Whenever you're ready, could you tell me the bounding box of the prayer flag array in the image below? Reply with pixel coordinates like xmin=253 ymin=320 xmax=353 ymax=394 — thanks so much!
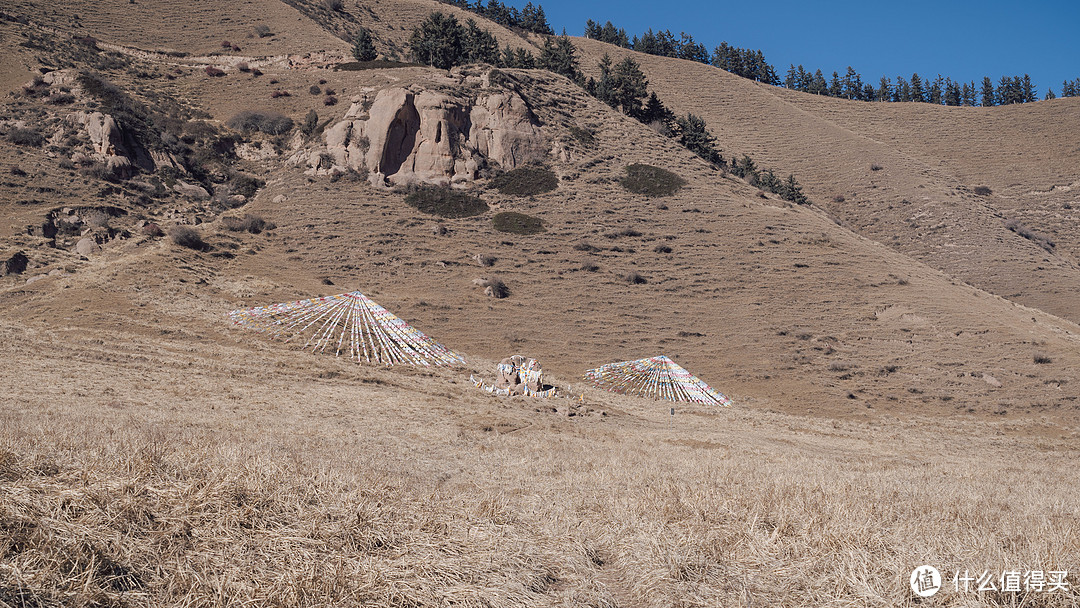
xmin=227 ymin=291 xmax=465 ymax=367
xmin=583 ymin=355 xmax=730 ymax=405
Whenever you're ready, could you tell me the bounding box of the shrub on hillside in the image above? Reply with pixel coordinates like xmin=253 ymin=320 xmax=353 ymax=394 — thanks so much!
xmin=486 ymin=277 xmax=509 ymax=299
xmin=204 ymin=66 xmax=225 ymax=77
xmin=230 ymin=173 xmax=265 ymax=199
xmin=493 ymin=212 xmax=545 ymax=235
xmin=405 ymin=187 xmax=488 ymax=218
xmin=169 ymin=226 xmax=206 ymax=250
xmin=620 ymin=164 xmax=685 ymax=197
xmin=625 ymin=271 xmax=648 ymax=284
xmin=7 ymin=128 xmax=44 ymax=147
xmin=490 ymin=166 xmax=558 ymax=196
xmin=1004 ymin=218 xmax=1054 ymax=251
xmin=226 ymin=111 xmax=293 ymax=135
xmin=974 ymin=185 xmax=993 ymax=196
xmin=254 ymin=25 xmax=272 ymax=38
xmin=222 ymin=214 xmax=273 ymax=234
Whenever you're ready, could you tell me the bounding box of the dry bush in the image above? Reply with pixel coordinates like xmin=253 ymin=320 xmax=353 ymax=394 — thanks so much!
xmin=168 ymin=226 xmax=206 ymax=250
xmin=1033 ymin=353 xmax=1052 ymax=364
xmin=476 ymin=254 xmax=497 ymax=267
xmin=323 ymin=95 xmax=338 ymax=106
xmin=580 ymin=260 xmax=599 ymax=272
xmin=1004 ymin=218 xmax=1054 ymax=251
xmin=204 ymin=66 xmax=225 ymax=77
xmin=270 ymin=90 xmax=291 ymax=99
xmin=620 ymin=163 xmax=686 ymax=197
xmin=832 ymin=194 xmax=846 ymax=203
xmin=323 ymin=0 xmax=343 ymax=10
xmin=486 ymin=277 xmax=509 ymax=298
xmin=573 ymin=242 xmax=599 ymax=252
xmin=141 ymin=223 xmax=164 ymax=237
xmin=974 ymin=185 xmax=993 ymax=196
xmin=309 ymin=84 xmax=322 ymax=95
xmin=226 ymin=111 xmax=293 ymax=135
xmin=490 ymin=166 xmax=558 ymax=196
xmin=7 ymin=128 xmax=44 ymax=147
xmin=493 ymin=212 xmax=545 ymax=235
xmin=405 ymin=187 xmax=488 ymax=218
xmin=607 ymin=227 xmax=641 ymax=238
xmin=222 ymin=214 xmax=273 ymax=234
xmin=654 ymin=244 xmax=672 ymax=254
xmin=254 ymin=24 xmax=272 ymax=38
xmin=625 ymin=271 xmax=647 ymax=284
xmin=237 ymin=62 xmax=251 ymax=72
xmin=870 ymin=163 xmax=883 ymax=171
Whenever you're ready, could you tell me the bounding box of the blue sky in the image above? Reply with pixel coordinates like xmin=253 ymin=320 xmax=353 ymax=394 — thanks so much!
xmin=533 ymin=0 xmax=1079 ymax=94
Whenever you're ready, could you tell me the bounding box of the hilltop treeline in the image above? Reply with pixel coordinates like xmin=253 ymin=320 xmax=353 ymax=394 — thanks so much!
xmin=437 ymin=0 xmax=553 ymax=35
xmin=584 ymin=19 xmax=1079 ymax=105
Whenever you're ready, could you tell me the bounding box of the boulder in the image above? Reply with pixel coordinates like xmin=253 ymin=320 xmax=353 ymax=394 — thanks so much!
xmin=173 ymin=181 xmax=210 ymax=200
xmin=74 ymin=237 xmax=100 ymax=256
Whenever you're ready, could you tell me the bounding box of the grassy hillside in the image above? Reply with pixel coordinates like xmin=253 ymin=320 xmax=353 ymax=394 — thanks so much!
xmin=572 ymin=37 xmax=1080 ymax=326
xmin=1 ymin=2 xmax=1078 ymax=606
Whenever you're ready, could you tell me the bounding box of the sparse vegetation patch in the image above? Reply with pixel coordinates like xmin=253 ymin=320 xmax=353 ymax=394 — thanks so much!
xmin=405 ymin=187 xmax=488 ymax=218
xmin=1004 ymin=218 xmax=1054 ymax=251
xmin=226 ymin=111 xmax=294 ymax=135
xmin=620 ymin=164 xmax=685 ymax=197
xmin=168 ymin=226 xmax=206 ymax=251
xmin=490 ymin=166 xmax=558 ymax=195
xmin=492 ymin=212 xmax=545 ymax=235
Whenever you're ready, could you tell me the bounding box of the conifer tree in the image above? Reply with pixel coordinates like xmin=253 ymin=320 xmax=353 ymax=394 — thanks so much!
xmin=353 ymin=27 xmax=378 ymax=62
xmin=674 ymin=114 xmax=723 ymax=166
xmin=877 ymin=76 xmax=891 ymax=102
xmin=538 ymin=34 xmax=582 ymax=82
xmin=1045 ymin=88 xmax=1056 ymax=100
xmin=981 ymin=77 xmax=996 ymax=106
xmin=910 ymin=73 xmax=925 ymax=103
xmin=409 ymin=12 xmax=464 ymax=70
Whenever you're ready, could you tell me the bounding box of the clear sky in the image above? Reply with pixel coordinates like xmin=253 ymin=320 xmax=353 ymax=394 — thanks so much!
xmin=533 ymin=0 xmax=1079 ymax=94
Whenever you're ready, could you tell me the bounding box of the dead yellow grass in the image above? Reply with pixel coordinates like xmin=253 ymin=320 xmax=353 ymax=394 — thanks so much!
xmin=1 ymin=318 xmax=1077 ymax=607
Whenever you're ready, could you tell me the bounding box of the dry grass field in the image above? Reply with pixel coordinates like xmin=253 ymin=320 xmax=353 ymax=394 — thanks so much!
xmin=1 ymin=2 xmax=1079 ymax=606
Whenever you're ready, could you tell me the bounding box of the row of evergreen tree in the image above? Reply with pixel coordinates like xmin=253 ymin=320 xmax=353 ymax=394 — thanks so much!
xmin=785 ymin=67 xmax=1046 ymax=106
xmin=584 ymin=18 xmax=1079 ymax=105
xmin=584 ymin=21 xmax=777 ymax=83
xmin=436 ymin=0 xmax=553 ymax=35
xmin=405 ymin=11 xmax=810 ymax=204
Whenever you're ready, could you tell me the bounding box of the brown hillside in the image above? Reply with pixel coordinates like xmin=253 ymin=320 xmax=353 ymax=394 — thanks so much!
xmin=573 ymin=37 xmax=1080 ymax=326
xmin=1 ymin=5 xmax=1078 ymax=606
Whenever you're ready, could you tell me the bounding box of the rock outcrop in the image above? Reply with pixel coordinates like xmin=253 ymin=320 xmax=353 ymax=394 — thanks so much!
xmin=300 ymin=83 xmax=546 ymax=186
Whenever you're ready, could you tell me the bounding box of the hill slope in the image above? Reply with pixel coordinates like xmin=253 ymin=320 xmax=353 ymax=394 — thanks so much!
xmin=573 ymin=37 xmax=1080 ymax=326
xmin=1 ymin=3 xmax=1079 ymax=606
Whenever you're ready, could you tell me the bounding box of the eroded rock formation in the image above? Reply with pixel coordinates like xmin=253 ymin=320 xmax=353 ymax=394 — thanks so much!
xmin=301 ymin=84 xmax=546 ymax=186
